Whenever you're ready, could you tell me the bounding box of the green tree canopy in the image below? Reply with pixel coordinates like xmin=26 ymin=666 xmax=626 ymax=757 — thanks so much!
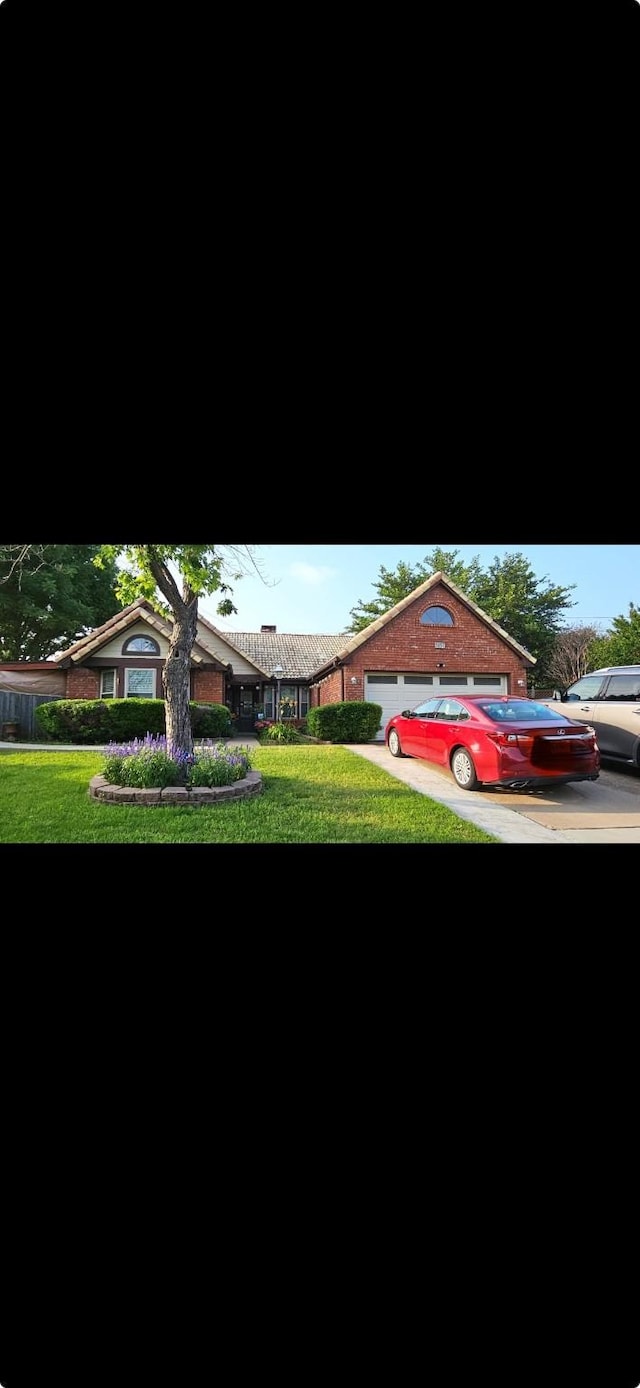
xmin=94 ymin=544 xmax=262 ymax=758
xmin=0 ymin=543 xmax=121 ymax=660
xmin=347 ymin=548 xmax=484 ymax=631
xmin=583 ymin=602 xmax=640 ymax=670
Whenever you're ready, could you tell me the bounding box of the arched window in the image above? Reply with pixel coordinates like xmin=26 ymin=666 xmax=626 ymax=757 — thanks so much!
xmin=420 ymin=606 xmax=454 ymax=626
xmin=123 ymin=635 xmax=160 ymax=654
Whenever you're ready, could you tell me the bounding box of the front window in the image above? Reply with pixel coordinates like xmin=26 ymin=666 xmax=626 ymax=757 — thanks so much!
xmin=279 ymin=685 xmax=297 ymax=719
xmin=125 ymin=668 xmax=157 ymax=698
xmin=100 ymin=669 xmax=116 ymax=698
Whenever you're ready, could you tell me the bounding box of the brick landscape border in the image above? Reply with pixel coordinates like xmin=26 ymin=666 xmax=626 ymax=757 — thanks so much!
xmin=89 ymin=770 xmax=263 ymax=805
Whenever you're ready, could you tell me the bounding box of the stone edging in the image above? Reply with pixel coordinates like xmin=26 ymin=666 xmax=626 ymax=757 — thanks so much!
xmin=89 ymin=770 xmax=263 ymax=806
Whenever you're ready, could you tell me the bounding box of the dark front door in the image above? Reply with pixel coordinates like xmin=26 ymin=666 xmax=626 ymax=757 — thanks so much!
xmin=238 ymin=689 xmax=256 ymax=732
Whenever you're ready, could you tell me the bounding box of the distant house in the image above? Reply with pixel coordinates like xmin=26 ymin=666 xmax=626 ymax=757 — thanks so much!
xmin=0 ymin=572 xmax=536 ymax=739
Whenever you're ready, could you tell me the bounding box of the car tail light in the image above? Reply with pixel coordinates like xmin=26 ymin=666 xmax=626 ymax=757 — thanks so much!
xmin=485 ymin=731 xmax=531 ymax=747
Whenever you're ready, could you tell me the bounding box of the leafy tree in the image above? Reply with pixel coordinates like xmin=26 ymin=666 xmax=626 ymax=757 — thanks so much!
xmin=470 ymin=552 xmax=576 ymax=686
xmin=94 ymin=545 xmax=261 ymax=759
xmin=347 ymin=547 xmax=576 ymax=686
xmin=347 ymin=548 xmax=484 ymax=631
xmin=583 ymin=602 xmax=640 ymax=669
xmin=0 ymin=543 xmax=121 ymax=660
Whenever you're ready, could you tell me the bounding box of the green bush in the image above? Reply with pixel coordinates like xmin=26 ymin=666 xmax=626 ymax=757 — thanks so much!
xmin=34 ymin=699 xmax=113 ymax=744
xmin=305 ymin=701 xmax=382 ymax=743
xmin=34 ymin=698 xmax=233 ymax=744
xmin=190 ymin=703 xmax=234 ymax=739
xmin=100 ymin=699 xmax=166 ymax=742
xmin=260 ymin=720 xmax=301 ymax=744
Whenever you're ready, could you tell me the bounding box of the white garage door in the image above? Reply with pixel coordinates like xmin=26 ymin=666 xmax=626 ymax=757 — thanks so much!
xmin=365 ymin=673 xmax=508 ymax=740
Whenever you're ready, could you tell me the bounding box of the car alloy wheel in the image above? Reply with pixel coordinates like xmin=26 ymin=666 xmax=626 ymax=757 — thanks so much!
xmin=451 ymin=747 xmax=479 ymax=790
xmin=388 ymin=729 xmax=404 ymax=758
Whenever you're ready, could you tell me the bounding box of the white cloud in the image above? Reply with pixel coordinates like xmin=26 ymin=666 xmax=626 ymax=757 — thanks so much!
xmin=289 ymin=563 xmax=337 ymax=586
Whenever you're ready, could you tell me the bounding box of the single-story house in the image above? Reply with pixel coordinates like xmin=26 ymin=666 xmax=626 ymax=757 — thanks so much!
xmin=0 ymin=572 xmax=536 ymax=739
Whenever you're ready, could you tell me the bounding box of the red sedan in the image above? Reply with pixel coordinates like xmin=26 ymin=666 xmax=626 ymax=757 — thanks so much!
xmin=384 ymin=694 xmax=601 ymax=791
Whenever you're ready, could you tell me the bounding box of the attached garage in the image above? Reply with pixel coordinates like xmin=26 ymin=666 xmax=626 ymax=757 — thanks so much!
xmin=308 ymin=572 xmax=535 ymax=731
xmin=365 ymin=672 xmax=508 ymax=740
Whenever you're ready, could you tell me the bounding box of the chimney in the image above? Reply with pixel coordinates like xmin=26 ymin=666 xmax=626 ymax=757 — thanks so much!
xmin=261 ymin=625 xmax=276 ymax=632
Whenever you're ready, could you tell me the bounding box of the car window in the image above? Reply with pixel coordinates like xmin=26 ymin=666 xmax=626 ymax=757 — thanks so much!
xmin=481 ymin=701 xmax=559 ymax=721
xmin=437 ymin=699 xmax=468 ymax=721
xmin=563 ymin=676 xmax=605 ymax=701
xmin=414 ymin=699 xmax=441 ymax=718
xmin=602 ymin=676 xmax=640 ymax=701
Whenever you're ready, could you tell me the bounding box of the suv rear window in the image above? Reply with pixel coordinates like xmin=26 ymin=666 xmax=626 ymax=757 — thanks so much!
xmin=602 ymin=675 xmax=640 ymax=701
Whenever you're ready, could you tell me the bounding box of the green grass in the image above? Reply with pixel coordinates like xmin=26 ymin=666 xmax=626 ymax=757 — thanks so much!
xmin=0 ymin=746 xmax=500 ymax=843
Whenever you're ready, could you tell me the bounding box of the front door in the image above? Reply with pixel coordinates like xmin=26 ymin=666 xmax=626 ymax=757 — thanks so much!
xmin=238 ymin=689 xmax=256 ymax=733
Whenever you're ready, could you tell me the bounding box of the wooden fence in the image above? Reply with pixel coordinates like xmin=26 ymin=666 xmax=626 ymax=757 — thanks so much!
xmin=0 ymin=691 xmax=59 ymax=741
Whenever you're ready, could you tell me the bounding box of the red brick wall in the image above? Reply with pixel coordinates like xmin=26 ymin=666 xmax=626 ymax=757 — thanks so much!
xmin=316 ymin=583 xmax=530 ymax=703
xmin=312 ymin=670 xmax=344 ymax=707
xmin=67 ymin=667 xmax=101 ymax=700
xmin=63 ymin=665 xmax=227 ymax=704
xmin=192 ymin=669 xmax=226 ymax=703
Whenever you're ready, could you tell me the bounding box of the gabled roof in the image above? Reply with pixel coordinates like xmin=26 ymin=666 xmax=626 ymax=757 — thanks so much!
xmin=194 ymin=612 xmax=271 ymax=678
xmin=52 ymin=597 xmax=344 ymax=680
xmin=51 ymin=573 xmax=536 ymax=682
xmin=308 ymin=571 xmax=536 ymax=678
xmin=53 ymin=598 xmax=230 ymax=671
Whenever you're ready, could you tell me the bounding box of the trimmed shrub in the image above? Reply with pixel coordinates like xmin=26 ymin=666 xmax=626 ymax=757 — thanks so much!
xmin=34 ymin=699 xmax=113 ymax=744
xmin=190 ymin=703 xmax=234 ymax=740
xmin=305 ymin=701 xmax=382 ymax=743
xmin=34 ymin=698 xmax=233 ymax=744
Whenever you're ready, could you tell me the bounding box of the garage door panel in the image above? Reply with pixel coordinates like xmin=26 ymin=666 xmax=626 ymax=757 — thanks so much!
xmin=365 ymin=674 xmax=506 ymax=739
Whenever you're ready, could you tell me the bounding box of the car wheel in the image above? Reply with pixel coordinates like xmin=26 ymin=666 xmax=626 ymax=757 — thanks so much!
xmin=451 ymin=746 xmax=479 ymax=790
xmin=388 ymin=728 xmax=405 ymax=758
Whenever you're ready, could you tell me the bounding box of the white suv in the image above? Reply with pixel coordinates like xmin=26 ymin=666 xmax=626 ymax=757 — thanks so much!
xmin=544 ymin=666 xmax=640 ymax=768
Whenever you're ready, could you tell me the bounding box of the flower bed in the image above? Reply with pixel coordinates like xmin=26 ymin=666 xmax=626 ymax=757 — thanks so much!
xmin=89 ymin=734 xmax=262 ymax=804
xmin=89 ymin=769 xmax=263 ymax=805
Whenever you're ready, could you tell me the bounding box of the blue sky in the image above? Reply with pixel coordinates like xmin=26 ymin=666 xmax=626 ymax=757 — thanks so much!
xmin=199 ymin=544 xmax=640 ymax=636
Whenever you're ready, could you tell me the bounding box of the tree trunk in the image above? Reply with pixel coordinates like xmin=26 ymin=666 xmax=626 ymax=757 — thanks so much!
xmin=163 ymin=597 xmax=199 ymax=763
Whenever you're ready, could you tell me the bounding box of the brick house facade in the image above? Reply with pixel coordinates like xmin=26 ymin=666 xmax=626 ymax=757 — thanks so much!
xmin=0 ymin=573 xmax=536 ymax=739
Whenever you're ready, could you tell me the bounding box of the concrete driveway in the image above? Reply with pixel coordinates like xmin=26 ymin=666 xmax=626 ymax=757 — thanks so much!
xmin=345 ymin=743 xmax=640 ymax=844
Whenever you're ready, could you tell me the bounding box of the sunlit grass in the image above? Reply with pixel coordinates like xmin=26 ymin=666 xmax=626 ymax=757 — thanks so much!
xmin=0 ymin=746 xmax=500 ymax=844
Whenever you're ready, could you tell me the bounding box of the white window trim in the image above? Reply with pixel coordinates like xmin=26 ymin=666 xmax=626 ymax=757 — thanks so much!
xmin=124 ymin=667 xmax=157 ymax=699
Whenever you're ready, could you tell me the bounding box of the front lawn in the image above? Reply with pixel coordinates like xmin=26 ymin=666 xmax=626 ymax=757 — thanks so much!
xmin=0 ymin=746 xmax=500 ymax=844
